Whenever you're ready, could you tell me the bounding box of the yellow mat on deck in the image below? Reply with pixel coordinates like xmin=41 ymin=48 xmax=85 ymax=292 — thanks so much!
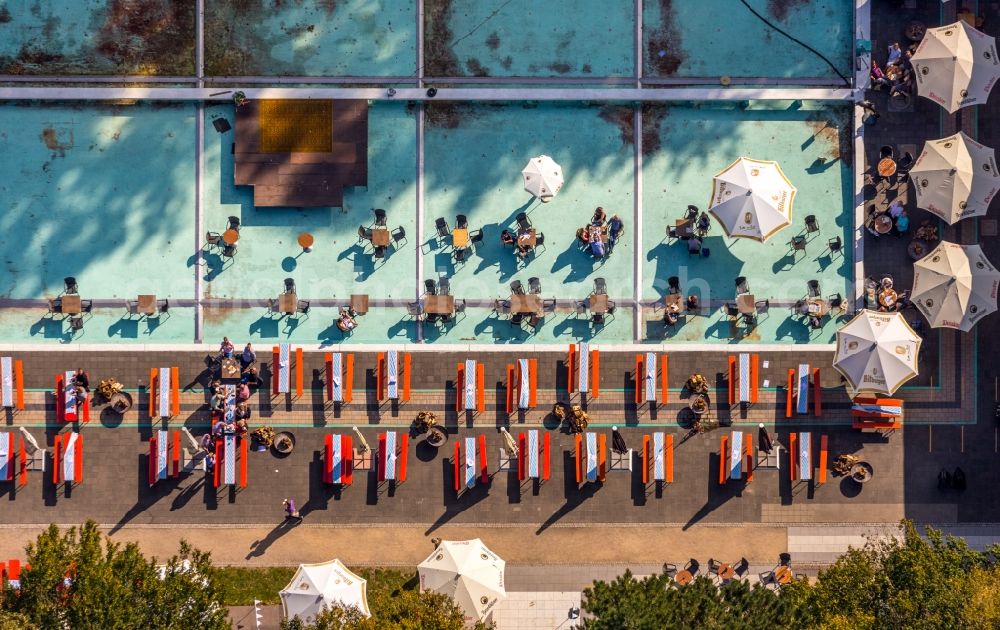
xmin=258 ymin=100 xmax=333 ymax=153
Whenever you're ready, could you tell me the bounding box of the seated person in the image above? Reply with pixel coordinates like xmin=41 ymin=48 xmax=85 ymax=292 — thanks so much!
xmin=235 ymin=401 xmax=252 ymax=421
xmin=241 ymin=366 xmax=261 ymax=388
xmin=200 ymin=432 xmax=215 ymax=453
xmin=608 ymin=215 xmax=625 ymax=250
xmin=592 ymin=206 xmax=607 ymax=225
xmin=894 ymin=209 xmax=909 ymax=236
xmin=870 ymin=59 xmax=891 ymax=90
xmin=212 ymin=418 xmax=226 ymax=436
xmin=686 ymin=294 xmax=700 ymax=311
xmin=887 ymin=42 xmax=902 ymax=66
xmin=337 ymin=311 xmax=358 ymax=332
xmin=809 ymin=315 xmax=822 ymax=329
xmin=235 ymin=419 xmax=248 ymax=435
xmin=688 ymin=237 xmax=702 ymax=253
xmin=210 ymin=390 xmax=226 ymax=413
xmin=576 ymin=227 xmax=590 ymax=244
xmin=219 ymin=336 xmax=235 ymax=359
xmin=663 ymin=308 xmax=679 ymax=326
xmin=74 ymin=385 xmax=88 ymax=406
xmin=236 ymin=382 xmax=250 ymax=402
xmin=590 ymin=238 xmax=606 ymax=258
xmin=500 ymin=229 xmax=515 ymax=246
xmin=516 ymin=240 xmax=530 ymax=258
xmin=240 ymin=343 xmax=256 ymax=370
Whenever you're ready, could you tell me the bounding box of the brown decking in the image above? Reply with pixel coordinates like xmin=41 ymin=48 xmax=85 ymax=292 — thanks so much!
xmin=234 ymin=99 xmax=368 ymax=208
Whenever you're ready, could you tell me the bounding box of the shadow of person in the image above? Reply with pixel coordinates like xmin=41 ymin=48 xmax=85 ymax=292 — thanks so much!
xmin=245 ymin=518 xmax=302 ymax=560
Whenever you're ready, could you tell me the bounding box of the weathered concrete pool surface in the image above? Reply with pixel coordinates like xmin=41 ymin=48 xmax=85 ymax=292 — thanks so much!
xmin=0 ymin=97 xmax=850 ymax=345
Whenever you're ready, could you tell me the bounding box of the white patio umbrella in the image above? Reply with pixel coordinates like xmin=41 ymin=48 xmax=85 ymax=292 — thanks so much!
xmin=521 ymin=155 xmax=564 ymax=200
xmin=911 ymin=21 xmax=1000 ymax=113
xmin=708 ymin=157 xmax=796 ymax=242
xmin=280 ymin=559 xmax=370 ymax=622
xmin=833 ymin=310 xmax=922 ymax=396
xmin=909 ymin=131 xmax=1000 ymax=223
xmin=911 ymin=240 xmax=1000 ymax=332
xmin=418 ymin=539 xmax=506 ymax=623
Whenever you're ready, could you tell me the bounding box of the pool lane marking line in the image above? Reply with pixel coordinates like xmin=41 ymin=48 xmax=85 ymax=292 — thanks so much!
xmin=633 ymin=103 xmax=642 ymax=342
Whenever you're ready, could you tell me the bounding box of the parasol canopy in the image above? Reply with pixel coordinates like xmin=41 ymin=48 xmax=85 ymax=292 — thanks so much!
xmin=911 ymin=240 xmax=1000 ymax=331
xmin=909 ymin=131 xmax=1000 ymax=223
xmin=418 ymin=539 xmax=506 ymax=623
xmin=521 ymin=155 xmax=564 ymax=199
xmin=833 ymin=310 xmax=922 ymax=396
xmin=280 ymin=559 xmax=370 ymax=622
xmin=709 ymin=157 xmax=796 ymax=242
xmin=911 ymin=21 xmax=1000 ymax=113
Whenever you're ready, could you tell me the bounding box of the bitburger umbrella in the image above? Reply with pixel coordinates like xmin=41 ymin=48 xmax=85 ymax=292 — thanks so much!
xmin=833 ymin=310 xmax=921 ymax=396
xmin=911 ymin=240 xmax=1000 ymax=331
xmin=418 ymin=539 xmax=506 ymax=624
xmin=521 ymin=155 xmax=564 ymax=200
xmin=911 ymin=20 xmax=1000 ymax=113
xmin=280 ymin=559 xmax=370 ymax=622
xmin=709 ymin=157 xmax=796 ymax=242
xmin=909 ymin=131 xmax=1000 ymax=223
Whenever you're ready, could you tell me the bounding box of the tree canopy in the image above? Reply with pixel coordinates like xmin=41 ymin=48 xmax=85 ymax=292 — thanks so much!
xmin=582 ymin=522 xmax=1000 ymax=630
xmin=1 ymin=521 xmax=229 ymax=630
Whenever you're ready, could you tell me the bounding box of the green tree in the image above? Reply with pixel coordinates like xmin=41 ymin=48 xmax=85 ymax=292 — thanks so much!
xmin=789 ymin=521 xmax=1000 ymax=630
xmin=580 ymin=567 xmax=792 ymax=629
xmin=2 ymin=521 xmax=229 ymax=630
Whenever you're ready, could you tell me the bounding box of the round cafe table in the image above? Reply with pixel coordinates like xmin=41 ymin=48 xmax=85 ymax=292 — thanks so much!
xmin=774 ymin=566 xmax=793 ymax=585
xmin=875 ymin=215 xmax=893 ymax=234
xmin=905 ymin=21 xmax=926 ymax=42
xmin=674 ymin=570 xmax=693 ymax=586
xmin=222 ymin=229 xmax=240 ymax=245
xmin=908 ymin=239 xmax=929 ymax=260
xmin=718 ymin=564 xmax=736 ymax=580
xmin=877 ymin=158 xmax=897 ymax=177
xmin=297 ymin=232 xmax=315 ymax=251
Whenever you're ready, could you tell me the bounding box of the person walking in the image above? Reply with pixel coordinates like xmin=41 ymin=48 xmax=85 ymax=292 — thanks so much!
xmin=283 ymin=498 xmax=302 ymax=522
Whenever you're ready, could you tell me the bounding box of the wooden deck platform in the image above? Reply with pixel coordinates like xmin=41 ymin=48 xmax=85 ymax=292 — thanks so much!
xmin=234 ymin=99 xmax=368 ymax=208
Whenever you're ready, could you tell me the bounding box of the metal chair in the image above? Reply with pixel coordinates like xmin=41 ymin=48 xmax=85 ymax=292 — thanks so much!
xmin=406 ymin=302 xmax=421 ymax=318
xmin=735 ymin=276 xmax=749 ymax=295
xmin=743 ymin=313 xmax=757 ymax=329
xmin=606 ymin=300 xmax=616 ymax=315
xmin=510 ymin=313 xmax=525 ymax=327
xmin=470 ymin=229 xmax=484 ymax=244
xmin=666 ymin=226 xmax=679 ymax=241
xmin=438 ymin=277 xmax=451 ymax=296
xmin=69 ymin=317 xmax=84 ymax=332
xmin=296 ymin=300 xmax=310 ymax=314
xmin=725 ymin=303 xmax=740 ymax=318
xmin=227 ymin=216 xmax=241 ymax=231
xmin=455 ymin=299 xmax=467 ymax=314
xmin=684 ymin=559 xmax=700 ymax=575
xmin=222 ymin=244 xmax=237 ymax=258
xmin=791 ymin=235 xmax=807 ymax=254
xmin=435 ymin=217 xmax=450 ymax=238
xmin=593 ymin=278 xmax=607 ymax=295
xmin=805 ymin=215 xmax=819 ymax=233
xmin=493 ymin=299 xmax=511 ymax=315
xmin=453 ymin=248 xmax=467 ymax=263
xmin=81 ymin=299 xmax=93 ymax=313
xmin=528 ymin=314 xmax=542 ymax=329
xmin=807 ymin=280 xmax=821 ymax=297
xmin=828 ymin=293 xmax=844 ymax=312
xmin=663 ymin=563 xmax=678 ymax=578
xmin=575 ymin=301 xmax=587 ymax=315
xmin=205 ymin=232 xmax=223 ymax=248
xmin=668 ymin=276 xmax=681 ymax=295
xmin=456 ymin=214 xmax=468 ymax=229
xmin=535 ymin=232 xmax=545 ymax=251
xmin=510 ymin=280 xmax=525 ymax=295
xmin=708 ymin=559 xmax=721 ymax=576
xmin=528 ymin=277 xmax=542 ymax=294
xmin=391 ymin=226 xmax=407 ymax=246
xmin=879 ymin=145 xmax=894 ymax=160
xmin=284 ymin=278 xmax=296 ymax=293
xmin=424 ymin=279 xmax=438 ymax=295
xmin=591 ymin=313 xmax=605 ymax=325
xmin=516 ymin=212 xmax=531 ymax=230
xmin=64 ymin=277 xmax=78 ymax=294
xmin=684 ymin=205 xmax=700 ymax=221
xmin=358 ymin=225 xmax=372 ymax=243
xmin=755 ymin=299 xmax=770 ymax=313
xmin=828 ymin=235 xmax=842 ymax=255
xmin=373 ymin=246 xmax=386 ymax=259
xmin=687 ymin=238 xmax=702 ymax=255
xmin=373 ymin=208 xmax=387 ymax=227
xmin=543 ymin=298 xmax=557 ymax=313
xmin=158 ymin=298 xmax=170 ymax=315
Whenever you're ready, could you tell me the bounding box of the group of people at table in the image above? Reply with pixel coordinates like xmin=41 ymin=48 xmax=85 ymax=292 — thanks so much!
xmin=198 ymin=338 xmax=264 ymax=466
xmin=867 ymin=200 xmax=909 ymax=237
xmin=574 ymin=207 xmax=625 ymax=258
xmin=866 ymin=276 xmax=909 ymax=312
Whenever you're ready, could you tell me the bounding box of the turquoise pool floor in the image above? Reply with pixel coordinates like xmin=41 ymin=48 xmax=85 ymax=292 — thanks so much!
xmin=0 ymin=100 xmax=852 ymax=345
